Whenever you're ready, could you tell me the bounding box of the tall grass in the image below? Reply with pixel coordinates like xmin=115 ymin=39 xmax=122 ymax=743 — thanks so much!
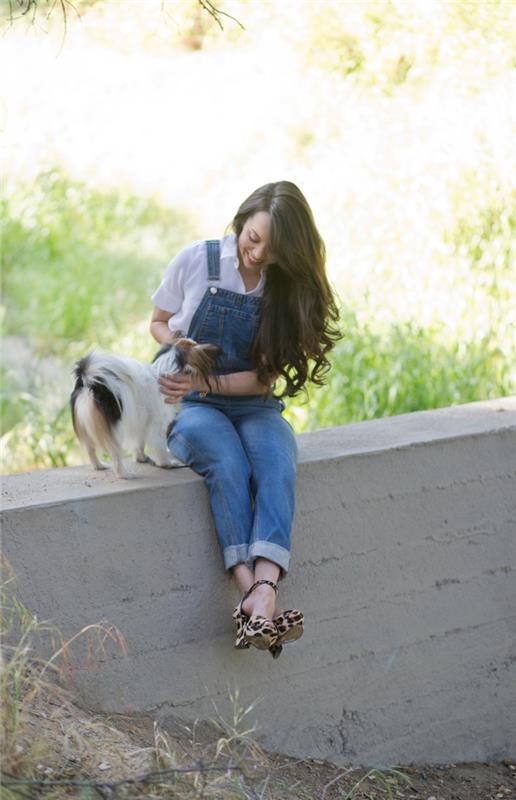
xmin=0 ymin=555 xmax=127 ymax=795
xmin=285 ymin=311 xmax=511 ymax=433
xmin=1 ymin=168 xmax=195 ymax=353
xmin=1 ymin=169 xmax=196 ymax=471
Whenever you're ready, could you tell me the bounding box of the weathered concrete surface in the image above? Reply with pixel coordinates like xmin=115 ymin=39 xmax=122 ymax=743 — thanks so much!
xmin=2 ymin=397 xmax=516 ymax=766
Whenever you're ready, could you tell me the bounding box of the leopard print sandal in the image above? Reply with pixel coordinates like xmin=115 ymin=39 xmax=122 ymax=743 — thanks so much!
xmin=233 ymin=579 xmax=279 ymax=651
xmin=274 ymin=609 xmax=304 ymax=643
xmin=268 ymin=609 xmax=304 ymax=659
xmin=232 ymin=604 xmax=251 ymax=650
xmin=244 ymin=613 xmax=279 ymax=650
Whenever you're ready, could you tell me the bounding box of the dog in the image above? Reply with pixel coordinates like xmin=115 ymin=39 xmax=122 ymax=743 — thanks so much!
xmin=70 ymin=339 xmax=220 ymax=478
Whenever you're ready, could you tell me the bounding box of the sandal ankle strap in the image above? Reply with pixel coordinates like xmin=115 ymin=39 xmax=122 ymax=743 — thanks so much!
xmin=253 ymin=579 xmax=278 ymax=592
xmin=241 ymin=579 xmax=278 ymax=605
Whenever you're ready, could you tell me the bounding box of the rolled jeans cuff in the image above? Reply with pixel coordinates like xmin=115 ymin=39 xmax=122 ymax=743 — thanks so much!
xmin=222 ymin=544 xmax=250 ymax=570
xmin=248 ymin=541 xmax=291 ymax=575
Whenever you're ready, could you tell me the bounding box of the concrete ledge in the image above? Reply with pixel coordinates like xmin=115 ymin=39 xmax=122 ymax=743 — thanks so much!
xmin=2 ymin=397 xmax=516 ymax=766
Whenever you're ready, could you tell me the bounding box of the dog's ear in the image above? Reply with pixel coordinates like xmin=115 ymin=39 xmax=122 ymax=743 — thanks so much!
xmin=174 ymin=337 xmax=197 ymax=351
xmin=168 ymin=338 xmax=197 ymax=372
xmin=175 ymin=340 xmax=222 ymax=363
xmin=194 ymin=343 xmax=222 ymax=359
xmin=183 ymin=343 xmax=222 ymax=388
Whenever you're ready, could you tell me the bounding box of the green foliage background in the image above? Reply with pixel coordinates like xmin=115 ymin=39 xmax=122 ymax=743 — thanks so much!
xmin=1 ymin=0 xmax=515 ymax=473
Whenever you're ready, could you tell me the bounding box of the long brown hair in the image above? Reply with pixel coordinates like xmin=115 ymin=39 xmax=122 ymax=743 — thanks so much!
xmin=232 ymin=181 xmax=340 ymax=397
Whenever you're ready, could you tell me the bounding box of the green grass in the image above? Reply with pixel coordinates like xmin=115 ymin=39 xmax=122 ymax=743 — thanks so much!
xmin=1 ymin=168 xmax=195 ymax=353
xmin=1 ymin=169 xmax=196 ymax=470
xmin=285 ymin=310 xmax=512 ymax=433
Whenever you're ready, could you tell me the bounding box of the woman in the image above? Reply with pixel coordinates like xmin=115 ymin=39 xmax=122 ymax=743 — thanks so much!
xmin=150 ymin=181 xmax=340 ymax=658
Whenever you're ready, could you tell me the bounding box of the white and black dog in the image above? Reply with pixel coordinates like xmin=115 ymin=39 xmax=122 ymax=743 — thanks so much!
xmin=70 ymin=339 xmax=220 ymax=479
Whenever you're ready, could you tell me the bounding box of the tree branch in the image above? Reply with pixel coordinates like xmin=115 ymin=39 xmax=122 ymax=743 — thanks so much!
xmin=198 ymin=0 xmax=244 ymax=31
xmin=5 ymin=0 xmax=244 ymax=36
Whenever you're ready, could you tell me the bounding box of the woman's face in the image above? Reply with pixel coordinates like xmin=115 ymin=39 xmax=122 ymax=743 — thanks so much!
xmin=238 ymin=211 xmax=276 ymax=274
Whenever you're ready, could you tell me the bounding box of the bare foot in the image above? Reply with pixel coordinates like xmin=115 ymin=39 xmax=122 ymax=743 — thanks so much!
xmin=241 ymin=583 xmax=276 ymax=620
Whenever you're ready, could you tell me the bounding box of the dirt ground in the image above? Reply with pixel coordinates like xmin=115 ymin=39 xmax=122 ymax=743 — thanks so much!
xmin=111 ymin=711 xmax=516 ymax=800
xmin=6 ymin=693 xmax=515 ymax=800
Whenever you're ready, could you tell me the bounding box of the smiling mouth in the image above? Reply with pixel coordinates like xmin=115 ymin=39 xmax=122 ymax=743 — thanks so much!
xmin=247 ymin=253 xmax=261 ymax=266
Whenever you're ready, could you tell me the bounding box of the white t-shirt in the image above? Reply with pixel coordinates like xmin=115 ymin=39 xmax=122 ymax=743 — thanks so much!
xmin=151 ymin=235 xmax=266 ymax=337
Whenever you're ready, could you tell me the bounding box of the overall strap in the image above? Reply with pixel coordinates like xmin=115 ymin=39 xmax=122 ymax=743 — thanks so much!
xmin=205 ymin=239 xmax=221 ymax=281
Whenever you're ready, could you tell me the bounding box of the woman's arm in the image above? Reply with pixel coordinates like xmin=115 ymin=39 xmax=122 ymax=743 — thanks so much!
xmin=210 ymin=371 xmax=273 ymax=395
xmin=150 ymin=306 xmax=183 ymax=345
xmin=158 ymin=370 xmax=274 ymax=403
xmin=151 ymin=307 xmax=276 ymax=401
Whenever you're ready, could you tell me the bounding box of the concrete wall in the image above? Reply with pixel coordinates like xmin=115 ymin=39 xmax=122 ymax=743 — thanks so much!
xmin=2 ymin=397 xmax=516 ymax=767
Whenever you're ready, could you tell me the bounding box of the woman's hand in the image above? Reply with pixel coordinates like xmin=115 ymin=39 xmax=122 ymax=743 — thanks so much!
xmin=158 ymin=372 xmax=206 ymax=404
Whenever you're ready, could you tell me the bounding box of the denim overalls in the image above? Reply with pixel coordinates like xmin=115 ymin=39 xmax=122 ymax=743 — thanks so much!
xmin=167 ymin=240 xmax=298 ymax=575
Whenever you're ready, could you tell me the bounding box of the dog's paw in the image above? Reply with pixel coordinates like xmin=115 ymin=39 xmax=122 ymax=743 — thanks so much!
xmin=93 ymin=462 xmax=109 ymax=471
xmin=114 ymin=471 xmax=137 ymax=480
xmin=155 ymin=458 xmax=183 ymax=469
xmin=135 ymin=454 xmax=153 ymax=464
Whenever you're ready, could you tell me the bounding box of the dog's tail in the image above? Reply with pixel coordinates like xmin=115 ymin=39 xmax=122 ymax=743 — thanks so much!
xmin=70 ymin=353 xmax=124 ymax=456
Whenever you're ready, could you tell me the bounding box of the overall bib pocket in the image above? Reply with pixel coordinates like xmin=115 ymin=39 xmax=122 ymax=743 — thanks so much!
xmin=198 ymin=305 xmax=260 ymax=374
